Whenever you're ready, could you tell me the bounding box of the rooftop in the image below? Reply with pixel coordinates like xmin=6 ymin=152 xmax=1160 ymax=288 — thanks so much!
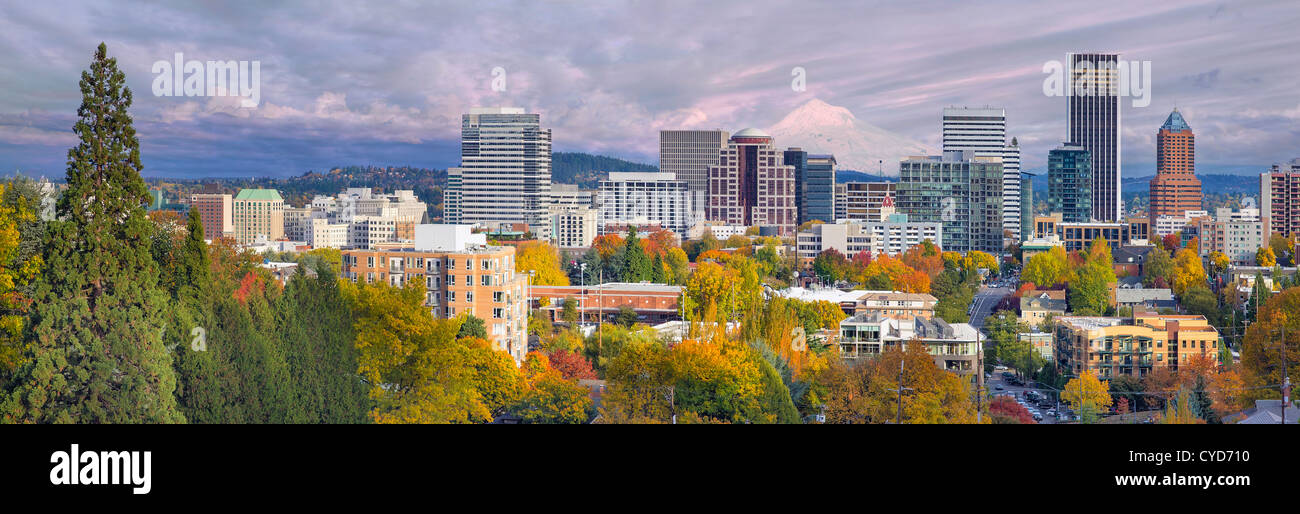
xmin=1160 ymin=108 xmax=1192 ymax=133
xmin=235 ymin=188 xmax=284 ymax=201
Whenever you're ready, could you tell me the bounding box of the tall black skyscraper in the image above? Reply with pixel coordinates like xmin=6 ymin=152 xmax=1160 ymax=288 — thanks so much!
xmin=1067 ymin=52 xmax=1122 ymax=222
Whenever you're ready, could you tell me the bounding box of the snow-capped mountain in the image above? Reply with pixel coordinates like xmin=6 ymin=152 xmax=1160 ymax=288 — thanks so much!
xmin=767 ymin=98 xmax=934 ymax=175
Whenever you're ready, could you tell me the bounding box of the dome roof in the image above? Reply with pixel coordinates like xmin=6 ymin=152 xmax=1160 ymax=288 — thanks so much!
xmin=732 ymin=127 xmax=770 ymax=138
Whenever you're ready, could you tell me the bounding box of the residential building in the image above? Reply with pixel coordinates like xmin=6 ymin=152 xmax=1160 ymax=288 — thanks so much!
xmin=707 ymin=128 xmax=798 ymax=235
xmin=551 ymin=183 xmax=598 ymax=210
xmin=837 ymin=182 xmax=896 ymax=222
xmin=549 ymin=204 xmax=598 ymax=249
xmin=190 ymin=193 xmax=233 ymax=240
xmin=1153 ymin=211 xmax=1207 ymax=237
xmin=1020 ymin=290 xmax=1066 ymax=328
xmin=1034 ymin=213 xmax=1061 ymax=239
xmin=1260 ymin=159 xmax=1300 ymax=237
xmin=307 ymin=218 xmax=349 ymax=249
xmin=1068 ymin=52 xmax=1123 ymax=222
xmin=1054 ymin=313 xmax=1220 ymax=379
xmin=660 ymin=129 xmax=729 ymax=221
xmin=1020 ymin=172 xmax=1034 ymax=242
xmin=795 ymin=215 xmax=941 ymax=259
xmin=686 ymin=222 xmax=749 ymax=241
xmin=1224 ymin=400 xmax=1300 ymax=424
xmin=232 ymin=188 xmax=285 ymax=245
xmin=1148 ymin=109 xmax=1202 ymax=222
xmin=340 ymin=225 xmax=529 ymax=363
xmin=453 ymin=107 xmax=553 ymax=238
xmin=1020 ymin=332 xmax=1054 ymax=361
xmin=1115 ymin=288 xmax=1175 ymax=311
xmin=1198 ymin=208 xmax=1266 ymax=265
xmin=599 ymin=172 xmax=694 ymax=235
xmin=1047 ymin=143 xmax=1092 ymax=223
xmin=837 ymin=313 xmax=983 ymax=386
xmin=854 ymin=292 xmax=937 ymax=320
xmin=1112 ymin=245 xmax=1153 ymax=277
xmin=444 ymin=167 xmax=463 ymax=223
xmin=896 ymin=151 xmax=1003 ymax=254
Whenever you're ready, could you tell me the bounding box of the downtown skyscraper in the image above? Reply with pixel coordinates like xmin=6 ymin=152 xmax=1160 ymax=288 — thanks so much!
xmin=1147 ymin=108 xmax=1202 ymax=223
xmin=897 ymin=151 xmax=1004 ymax=254
xmin=941 ymin=107 xmax=1021 ymax=243
xmin=660 ymin=129 xmax=729 ymax=221
xmin=707 ymin=128 xmax=798 ymax=235
xmin=1067 ymin=52 xmax=1122 ymax=222
xmin=784 ymin=148 xmax=837 ymax=225
xmin=448 ymin=107 xmax=553 ymax=238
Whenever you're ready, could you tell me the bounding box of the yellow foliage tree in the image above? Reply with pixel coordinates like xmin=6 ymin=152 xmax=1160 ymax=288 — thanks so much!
xmin=1062 ymin=372 xmax=1112 ymax=422
xmin=515 ymin=241 xmax=570 ymax=286
xmin=0 ymin=183 xmax=43 ymax=374
xmin=1172 ymin=242 xmax=1207 ymax=297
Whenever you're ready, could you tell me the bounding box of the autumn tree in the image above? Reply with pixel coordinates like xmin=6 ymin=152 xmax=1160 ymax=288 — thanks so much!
xmin=0 ymin=178 xmax=44 ymax=380
xmin=1062 ymin=372 xmax=1112 ymax=423
xmin=516 ymin=241 xmax=570 ymax=285
xmin=1255 ymin=246 xmax=1277 ymax=267
xmin=1068 ymin=237 xmax=1116 ymax=316
xmin=1022 ymin=246 xmax=1071 ymax=288
xmin=1143 ymin=246 xmax=1174 ymax=288
xmin=1172 ymin=241 xmax=1207 ymax=297
xmin=1240 ymin=291 xmax=1300 ymax=405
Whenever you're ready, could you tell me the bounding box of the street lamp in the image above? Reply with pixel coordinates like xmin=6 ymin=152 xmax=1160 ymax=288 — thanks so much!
xmin=579 ymin=262 xmax=587 ymax=327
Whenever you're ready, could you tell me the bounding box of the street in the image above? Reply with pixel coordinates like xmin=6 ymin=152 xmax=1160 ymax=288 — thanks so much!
xmin=987 ymin=372 xmax=1060 ymax=424
xmin=968 ymin=285 xmax=1009 ymax=330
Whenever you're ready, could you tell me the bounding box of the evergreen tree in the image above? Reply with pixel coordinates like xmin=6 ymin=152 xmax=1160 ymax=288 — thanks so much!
xmin=2 ymin=44 xmax=183 ymax=423
xmin=621 ymin=227 xmax=651 ymax=282
xmin=651 ymin=252 xmax=665 ymax=283
xmin=457 ymin=314 xmax=488 ymax=340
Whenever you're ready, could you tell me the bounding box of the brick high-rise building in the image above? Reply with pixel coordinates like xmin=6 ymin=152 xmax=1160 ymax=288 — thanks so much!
xmin=1261 ymin=158 xmax=1300 ymax=238
xmin=1148 ymin=109 xmax=1201 ymax=223
xmin=706 ymin=128 xmax=798 ymax=234
xmin=190 ymin=193 xmax=233 ymax=241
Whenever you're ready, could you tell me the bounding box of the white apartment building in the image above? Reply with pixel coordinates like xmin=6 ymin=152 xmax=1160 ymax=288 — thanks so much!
xmin=599 ymin=171 xmax=694 ymax=235
xmin=349 ymin=214 xmax=397 ymax=249
xmin=549 ymin=204 xmax=599 ymax=249
xmin=796 ymin=215 xmax=942 ymax=259
xmin=551 ymin=183 xmax=598 ymax=210
xmin=1153 ymin=210 xmax=1209 ymax=237
xmin=450 ymin=107 xmax=553 ymax=238
xmin=308 ymin=218 xmax=350 ymax=249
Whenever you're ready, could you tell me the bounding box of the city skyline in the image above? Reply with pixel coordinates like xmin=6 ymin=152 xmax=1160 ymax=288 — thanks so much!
xmin=1 ymin=1 xmax=1298 ymax=180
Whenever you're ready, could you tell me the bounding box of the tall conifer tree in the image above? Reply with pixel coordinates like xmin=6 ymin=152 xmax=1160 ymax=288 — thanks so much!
xmin=2 ymin=44 xmax=183 ymax=423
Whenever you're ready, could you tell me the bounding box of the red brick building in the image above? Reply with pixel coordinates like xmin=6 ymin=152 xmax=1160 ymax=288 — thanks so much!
xmin=1148 ymin=109 xmax=1202 ymax=223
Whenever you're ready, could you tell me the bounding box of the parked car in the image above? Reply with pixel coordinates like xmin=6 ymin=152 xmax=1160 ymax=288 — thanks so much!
xmin=1032 ymin=413 xmax=1043 ymax=421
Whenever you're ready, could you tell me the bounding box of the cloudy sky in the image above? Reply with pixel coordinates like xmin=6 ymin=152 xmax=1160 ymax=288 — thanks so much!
xmin=0 ymin=0 xmax=1297 ymax=179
